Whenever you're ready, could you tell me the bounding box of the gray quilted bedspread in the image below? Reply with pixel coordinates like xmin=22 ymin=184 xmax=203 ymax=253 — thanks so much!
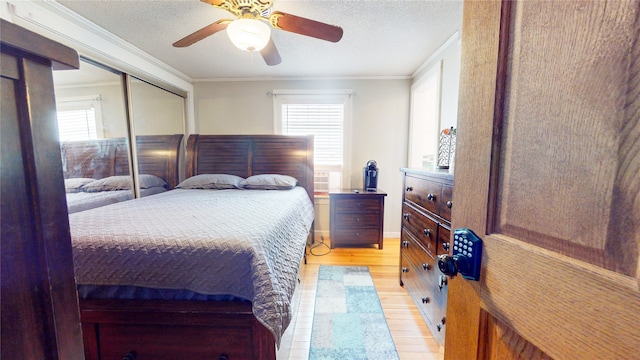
xmin=69 ymin=187 xmax=314 ymax=345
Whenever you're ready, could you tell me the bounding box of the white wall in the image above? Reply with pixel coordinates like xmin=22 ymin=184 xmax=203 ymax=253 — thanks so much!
xmin=411 ymin=33 xmax=462 ymax=161
xmin=194 ymin=79 xmax=410 ymax=237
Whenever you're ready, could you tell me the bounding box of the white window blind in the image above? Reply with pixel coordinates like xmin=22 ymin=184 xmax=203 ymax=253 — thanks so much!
xmin=281 ymin=103 xmax=344 ymax=166
xmin=57 ymin=108 xmax=97 ymax=141
xmin=56 ymin=96 xmax=103 ymax=141
xmin=273 ymin=90 xmax=352 ymax=195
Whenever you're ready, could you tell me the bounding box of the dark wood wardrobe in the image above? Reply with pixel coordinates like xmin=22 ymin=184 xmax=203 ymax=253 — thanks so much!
xmin=1 ymin=19 xmax=85 ymax=359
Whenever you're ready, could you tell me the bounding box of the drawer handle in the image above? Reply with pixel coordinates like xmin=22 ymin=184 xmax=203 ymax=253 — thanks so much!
xmin=421 ymin=297 xmax=430 ymax=304
xmin=442 ymin=242 xmax=450 ymax=252
xmin=402 ymin=267 xmax=409 ymax=273
xmin=403 ymin=213 xmax=409 ymax=220
xmin=437 ymin=324 xmax=443 ymax=332
xmin=122 ymin=351 xmax=137 ymax=360
xmin=423 ymin=228 xmax=432 ymax=237
xmin=446 ymin=200 xmax=453 ymax=209
xmin=219 ymin=355 xmax=229 ymax=360
xmin=439 ymin=275 xmax=448 ymax=290
xmin=427 ymin=193 xmax=436 ymax=201
xmin=402 ymin=240 xmax=409 ymax=247
xmin=422 ymin=263 xmax=430 ymax=271
xmin=406 ymin=186 xmax=413 ymax=192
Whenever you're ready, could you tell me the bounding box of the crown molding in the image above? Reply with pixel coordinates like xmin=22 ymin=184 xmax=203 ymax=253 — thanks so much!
xmin=193 ymin=75 xmax=411 ymax=82
xmin=411 ymin=31 xmax=460 ymax=79
xmin=5 ymin=0 xmax=193 ymax=92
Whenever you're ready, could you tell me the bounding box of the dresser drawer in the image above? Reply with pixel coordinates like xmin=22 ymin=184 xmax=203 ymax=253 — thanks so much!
xmin=404 ymin=175 xmax=441 ymax=214
xmin=332 ymin=197 xmax=381 ymax=213
xmin=400 ymin=254 xmax=435 ymax=323
xmin=334 ymin=212 xmax=380 ymax=228
xmin=97 ymin=323 xmax=252 ymax=359
xmin=402 ymin=203 xmax=438 ymax=254
xmin=440 ymin=184 xmax=453 ymax=222
xmin=401 ymin=229 xmax=436 ymax=278
xmin=437 ymin=225 xmax=451 ymax=256
xmin=431 ymin=272 xmax=448 ymax=344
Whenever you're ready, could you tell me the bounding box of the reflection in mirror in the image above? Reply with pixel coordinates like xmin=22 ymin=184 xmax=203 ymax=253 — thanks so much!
xmin=53 ymin=58 xmax=134 ymax=213
xmin=129 ymin=76 xmax=186 ymax=193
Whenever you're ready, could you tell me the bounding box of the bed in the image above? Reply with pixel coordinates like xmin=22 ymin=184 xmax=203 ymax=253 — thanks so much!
xmin=74 ymin=134 xmax=314 ymax=360
xmin=61 ymin=134 xmax=183 ymax=213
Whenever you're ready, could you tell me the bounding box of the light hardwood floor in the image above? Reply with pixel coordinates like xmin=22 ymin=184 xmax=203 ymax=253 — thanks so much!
xmin=277 ymin=237 xmax=444 ymax=360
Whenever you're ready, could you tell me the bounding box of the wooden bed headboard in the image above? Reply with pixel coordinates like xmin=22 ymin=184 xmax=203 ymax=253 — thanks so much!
xmin=185 ymin=134 xmax=314 ymax=201
xmin=60 ymin=134 xmax=184 ymax=189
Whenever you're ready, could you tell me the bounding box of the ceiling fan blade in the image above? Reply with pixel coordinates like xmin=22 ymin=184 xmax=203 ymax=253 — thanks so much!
xmin=260 ymin=37 xmax=282 ymax=66
xmin=269 ymin=11 xmax=343 ymax=43
xmin=173 ymin=19 xmax=231 ymax=47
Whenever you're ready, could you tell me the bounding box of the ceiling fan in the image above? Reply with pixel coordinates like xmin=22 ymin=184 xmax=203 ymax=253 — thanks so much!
xmin=173 ymin=0 xmax=344 ymax=66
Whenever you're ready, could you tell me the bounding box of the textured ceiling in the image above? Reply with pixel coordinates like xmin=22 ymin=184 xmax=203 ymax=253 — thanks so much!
xmin=55 ymin=0 xmax=463 ymax=80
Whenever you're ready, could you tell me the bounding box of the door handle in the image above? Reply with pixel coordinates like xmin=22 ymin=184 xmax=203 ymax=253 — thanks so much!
xmin=437 ymin=228 xmax=483 ymax=281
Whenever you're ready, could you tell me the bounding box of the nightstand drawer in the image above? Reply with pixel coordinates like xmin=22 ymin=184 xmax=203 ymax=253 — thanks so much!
xmin=334 ymin=213 xmax=380 ymax=228
xmin=333 ymin=228 xmax=380 ymax=245
xmin=332 ymin=197 xmax=381 ymax=213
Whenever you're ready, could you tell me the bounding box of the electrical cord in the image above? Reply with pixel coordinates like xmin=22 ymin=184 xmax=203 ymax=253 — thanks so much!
xmin=308 ymin=235 xmax=331 ymax=256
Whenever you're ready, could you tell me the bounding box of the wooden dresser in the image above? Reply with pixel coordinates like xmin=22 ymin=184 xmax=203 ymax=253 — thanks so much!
xmin=329 ymin=189 xmax=387 ymax=249
xmin=399 ymin=168 xmax=453 ymax=345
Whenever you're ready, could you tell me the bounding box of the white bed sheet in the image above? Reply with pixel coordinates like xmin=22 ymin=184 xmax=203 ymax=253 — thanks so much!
xmin=69 ymin=187 xmax=314 ymax=345
xmin=66 ymin=187 xmax=166 ymax=214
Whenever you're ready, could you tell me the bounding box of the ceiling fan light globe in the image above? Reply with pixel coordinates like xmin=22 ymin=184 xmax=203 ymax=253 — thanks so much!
xmin=227 ymin=19 xmax=271 ymax=52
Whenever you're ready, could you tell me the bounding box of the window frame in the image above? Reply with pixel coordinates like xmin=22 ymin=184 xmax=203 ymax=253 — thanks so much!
xmin=272 ymin=89 xmax=353 ymax=195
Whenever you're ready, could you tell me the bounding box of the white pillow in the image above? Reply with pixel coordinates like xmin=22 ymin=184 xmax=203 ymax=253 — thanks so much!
xmin=176 ymin=174 xmax=245 ymax=190
xmin=138 ymin=174 xmax=168 ymax=189
xmin=64 ymin=178 xmax=96 ymax=193
xmin=240 ymin=174 xmax=298 ymax=190
xmin=82 ymin=174 xmax=166 ymax=192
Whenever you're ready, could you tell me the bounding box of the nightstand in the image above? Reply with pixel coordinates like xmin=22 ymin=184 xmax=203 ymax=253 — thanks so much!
xmin=329 ymin=189 xmax=387 ymax=249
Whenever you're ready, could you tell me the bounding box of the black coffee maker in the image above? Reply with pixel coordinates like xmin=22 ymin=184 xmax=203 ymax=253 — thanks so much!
xmin=363 ymin=160 xmax=379 ymax=191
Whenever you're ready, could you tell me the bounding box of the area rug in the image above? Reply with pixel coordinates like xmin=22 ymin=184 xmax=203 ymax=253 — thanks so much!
xmin=309 ymin=265 xmax=399 ymax=360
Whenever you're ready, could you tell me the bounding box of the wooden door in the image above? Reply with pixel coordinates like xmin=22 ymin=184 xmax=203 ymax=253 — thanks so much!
xmin=445 ymin=1 xmax=640 ymax=359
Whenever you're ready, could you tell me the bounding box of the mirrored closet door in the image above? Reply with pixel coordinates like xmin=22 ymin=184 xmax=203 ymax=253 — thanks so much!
xmin=128 ymin=76 xmax=186 ymax=192
xmin=53 ymin=59 xmax=134 ymax=214
xmin=53 ymin=58 xmax=187 ymax=214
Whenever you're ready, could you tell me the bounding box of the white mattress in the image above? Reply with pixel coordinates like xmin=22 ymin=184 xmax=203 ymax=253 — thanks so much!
xmin=69 ymin=187 xmax=314 ymax=345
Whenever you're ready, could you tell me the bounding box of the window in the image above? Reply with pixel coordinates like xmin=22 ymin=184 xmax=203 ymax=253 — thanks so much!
xmin=56 ymin=95 xmax=104 ymax=141
xmin=273 ymin=90 xmax=352 ymax=195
